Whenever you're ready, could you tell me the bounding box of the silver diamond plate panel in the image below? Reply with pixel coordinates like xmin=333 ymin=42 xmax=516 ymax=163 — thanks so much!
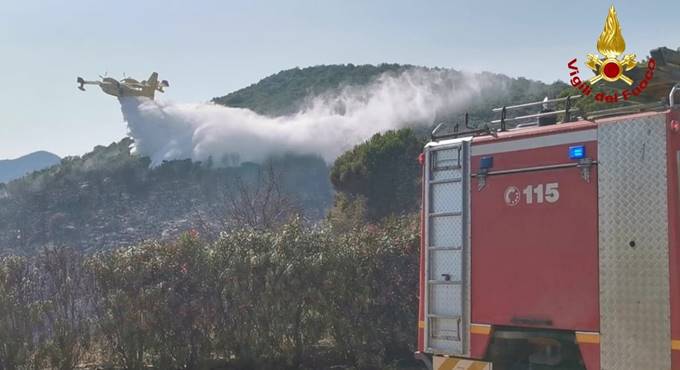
xmin=598 ymin=114 xmax=671 ymax=370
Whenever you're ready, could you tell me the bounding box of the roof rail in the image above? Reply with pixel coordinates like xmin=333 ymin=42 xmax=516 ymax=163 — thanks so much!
xmin=431 ymin=95 xmax=581 ymax=140
xmin=584 ymin=101 xmax=668 ymax=120
xmin=490 ymin=95 xmax=581 ymax=131
xmin=430 ymin=83 xmax=680 ymax=142
xmin=431 ymin=112 xmax=498 ymax=141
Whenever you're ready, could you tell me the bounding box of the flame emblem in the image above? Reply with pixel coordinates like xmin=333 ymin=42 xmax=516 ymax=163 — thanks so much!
xmin=585 ymin=6 xmax=637 ymax=85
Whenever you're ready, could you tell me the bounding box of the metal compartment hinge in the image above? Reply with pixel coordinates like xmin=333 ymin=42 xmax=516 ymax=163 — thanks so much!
xmin=577 ymin=158 xmax=594 ymax=183
xmin=477 ymin=168 xmax=488 ymax=190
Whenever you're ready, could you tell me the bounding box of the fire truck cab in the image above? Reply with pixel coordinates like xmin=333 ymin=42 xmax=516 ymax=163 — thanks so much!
xmin=416 ymin=85 xmax=680 ymax=370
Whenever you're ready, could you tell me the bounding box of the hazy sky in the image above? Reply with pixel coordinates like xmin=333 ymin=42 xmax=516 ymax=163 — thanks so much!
xmin=1 ymin=0 xmax=678 ymax=159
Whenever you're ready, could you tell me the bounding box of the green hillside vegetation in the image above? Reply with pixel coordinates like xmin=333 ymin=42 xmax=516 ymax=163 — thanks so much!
xmin=330 ymin=129 xmax=424 ymax=223
xmin=214 ymin=64 xmax=570 ymax=124
xmin=0 ymin=139 xmax=331 ymax=254
xmin=215 ymin=65 xmax=573 ymax=225
xmin=213 ymin=64 xmax=409 ymax=116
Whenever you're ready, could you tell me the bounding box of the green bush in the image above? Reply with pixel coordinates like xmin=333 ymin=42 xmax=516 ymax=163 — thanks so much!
xmin=330 ymin=129 xmax=423 ymax=222
xmin=0 ymin=256 xmax=40 ymax=370
xmin=322 ymin=216 xmax=419 ymax=368
xmin=0 ymin=215 xmax=420 ymax=369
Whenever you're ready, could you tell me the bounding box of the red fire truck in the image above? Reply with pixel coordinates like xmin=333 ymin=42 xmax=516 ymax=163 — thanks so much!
xmin=415 ymin=84 xmax=680 ymax=370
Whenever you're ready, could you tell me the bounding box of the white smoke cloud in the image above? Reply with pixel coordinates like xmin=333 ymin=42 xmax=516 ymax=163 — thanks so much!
xmin=119 ymin=68 xmax=503 ymax=166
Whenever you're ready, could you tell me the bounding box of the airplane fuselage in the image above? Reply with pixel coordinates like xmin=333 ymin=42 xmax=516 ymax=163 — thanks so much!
xmin=99 ymin=78 xmax=153 ymax=98
xmin=77 ymin=72 xmax=166 ymax=100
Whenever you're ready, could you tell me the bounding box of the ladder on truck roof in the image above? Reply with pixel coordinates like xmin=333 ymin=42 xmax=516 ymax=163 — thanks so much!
xmin=423 ymin=140 xmax=470 ymax=355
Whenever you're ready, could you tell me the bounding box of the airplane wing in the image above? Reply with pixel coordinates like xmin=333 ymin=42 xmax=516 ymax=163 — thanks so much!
xmin=123 ymin=82 xmax=145 ymax=89
xmin=76 ymin=77 xmax=116 ymax=91
xmin=121 ymin=78 xmax=141 ymax=86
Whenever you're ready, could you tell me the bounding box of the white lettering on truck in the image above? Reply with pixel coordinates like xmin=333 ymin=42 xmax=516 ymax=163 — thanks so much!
xmin=505 ymin=183 xmax=559 ymax=206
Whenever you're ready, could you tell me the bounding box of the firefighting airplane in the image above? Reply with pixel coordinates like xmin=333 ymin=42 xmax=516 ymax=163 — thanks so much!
xmin=76 ymin=72 xmax=169 ymax=99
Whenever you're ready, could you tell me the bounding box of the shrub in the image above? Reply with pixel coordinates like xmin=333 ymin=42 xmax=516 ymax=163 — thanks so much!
xmin=0 ymin=256 xmax=40 ymax=370
xmin=0 ymin=215 xmax=420 ymax=370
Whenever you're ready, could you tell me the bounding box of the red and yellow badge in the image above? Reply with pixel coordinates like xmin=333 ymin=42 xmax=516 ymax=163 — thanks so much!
xmin=566 ymin=5 xmax=656 ymax=103
xmin=585 ymin=6 xmax=636 ymax=85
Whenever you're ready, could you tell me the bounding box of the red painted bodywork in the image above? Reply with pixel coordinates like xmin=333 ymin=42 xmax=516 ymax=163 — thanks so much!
xmin=577 ymin=342 xmax=600 ymax=370
xmin=418 ymin=160 xmax=426 ymax=352
xmin=470 ymin=128 xmax=599 ymax=331
xmin=470 ymin=332 xmax=492 ymax=359
xmin=472 ymin=120 xmax=596 ymax=146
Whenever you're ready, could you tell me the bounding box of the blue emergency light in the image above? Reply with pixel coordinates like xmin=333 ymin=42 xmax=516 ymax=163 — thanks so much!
xmin=568 ymin=145 xmax=586 ymax=160
xmin=480 ymin=156 xmax=494 ymax=170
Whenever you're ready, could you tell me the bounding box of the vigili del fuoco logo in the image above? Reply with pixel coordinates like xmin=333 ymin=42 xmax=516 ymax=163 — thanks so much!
xmin=567 ymin=5 xmax=656 ymax=103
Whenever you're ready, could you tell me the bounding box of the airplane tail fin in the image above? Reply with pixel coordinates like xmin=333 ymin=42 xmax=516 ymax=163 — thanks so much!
xmin=139 ymin=72 xmax=160 ymax=99
xmin=77 ymin=77 xmax=86 ymax=91
xmin=147 ymin=72 xmax=159 ymax=88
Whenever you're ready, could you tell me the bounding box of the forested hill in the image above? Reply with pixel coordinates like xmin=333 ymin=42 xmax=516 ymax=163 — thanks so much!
xmin=212 ymin=63 xmax=569 ymax=119
xmin=0 ymin=139 xmax=332 ymax=255
xmin=213 ymin=64 xmax=410 ymax=116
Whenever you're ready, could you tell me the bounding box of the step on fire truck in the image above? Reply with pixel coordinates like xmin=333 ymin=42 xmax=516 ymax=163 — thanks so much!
xmin=415 ymin=84 xmax=680 ymax=370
